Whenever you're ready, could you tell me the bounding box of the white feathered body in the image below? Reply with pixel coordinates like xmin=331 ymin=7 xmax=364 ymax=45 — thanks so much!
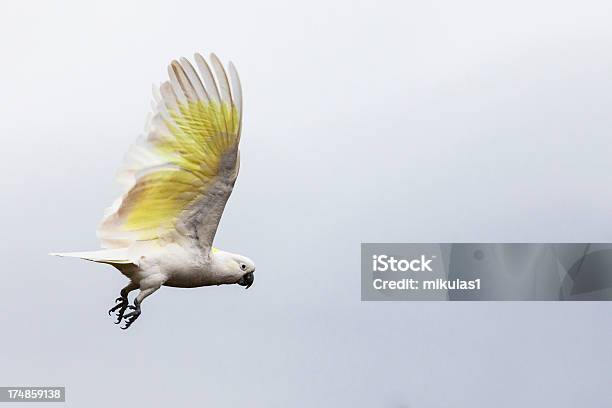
xmin=53 ymin=243 xmax=250 ymax=288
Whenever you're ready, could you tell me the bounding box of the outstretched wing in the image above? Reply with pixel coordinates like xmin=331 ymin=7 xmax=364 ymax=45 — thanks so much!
xmin=98 ymin=53 xmax=243 ymax=252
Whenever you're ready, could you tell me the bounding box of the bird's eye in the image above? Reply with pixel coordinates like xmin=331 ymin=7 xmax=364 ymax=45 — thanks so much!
xmin=240 ymin=263 xmax=247 ymax=271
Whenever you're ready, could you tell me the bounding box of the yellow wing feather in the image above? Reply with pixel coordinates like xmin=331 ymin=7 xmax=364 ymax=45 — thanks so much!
xmin=98 ymin=53 xmax=242 ymax=248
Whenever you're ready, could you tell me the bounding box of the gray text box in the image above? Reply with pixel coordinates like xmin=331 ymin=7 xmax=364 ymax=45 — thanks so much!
xmin=361 ymin=243 xmax=612 ymax=301
xmin=0 ymin=387 xmax=65 ymax=402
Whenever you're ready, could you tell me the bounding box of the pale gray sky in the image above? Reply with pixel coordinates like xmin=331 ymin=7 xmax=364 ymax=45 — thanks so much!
xmin=1 ymin=0 xmax=612 ymax=406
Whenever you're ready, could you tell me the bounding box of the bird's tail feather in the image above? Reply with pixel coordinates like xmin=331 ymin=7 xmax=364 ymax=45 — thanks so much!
xmin=49 ymin=249 xmax=133 ymax=264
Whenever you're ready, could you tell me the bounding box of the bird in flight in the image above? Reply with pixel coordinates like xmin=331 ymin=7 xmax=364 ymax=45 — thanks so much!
xmin=51 ymin=52 xmax=255 ymax=329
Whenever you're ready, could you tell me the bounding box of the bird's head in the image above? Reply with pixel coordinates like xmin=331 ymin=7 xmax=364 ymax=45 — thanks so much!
xmin=235 ymin=255 xmax=255 ymax=289
xmin=211 ymin=250 xmax=256 ymax=288
xmin=233 ymin=254 xmax=256 ymax=289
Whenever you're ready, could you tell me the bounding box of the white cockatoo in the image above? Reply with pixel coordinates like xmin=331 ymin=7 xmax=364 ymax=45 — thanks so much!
xmin=51 ymin=53 xmax=255 ymax=329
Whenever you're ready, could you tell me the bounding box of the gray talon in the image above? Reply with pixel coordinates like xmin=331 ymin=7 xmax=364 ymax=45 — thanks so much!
xmin=108 ymin=297 xmax=128 ymax=321
xmin=120 ymin=300 xmax=141 ymax=330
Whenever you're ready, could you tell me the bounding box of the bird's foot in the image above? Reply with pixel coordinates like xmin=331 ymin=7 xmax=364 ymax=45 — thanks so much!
xmin=108 ymin=297 xmax=128 ymax=324
xmin=121 ymin=300 xmax=141 ymax=330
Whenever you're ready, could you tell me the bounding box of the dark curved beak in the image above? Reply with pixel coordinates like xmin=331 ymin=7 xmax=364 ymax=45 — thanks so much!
xmin=237 ymin=272 xmax=254 ymax=289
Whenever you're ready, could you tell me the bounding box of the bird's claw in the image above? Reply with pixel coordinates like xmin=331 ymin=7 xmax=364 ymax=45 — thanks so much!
xmin=120 ymin=302 xmax=141 ymax=330
xmin=108 ymin=297 xmax=128 ymax=323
